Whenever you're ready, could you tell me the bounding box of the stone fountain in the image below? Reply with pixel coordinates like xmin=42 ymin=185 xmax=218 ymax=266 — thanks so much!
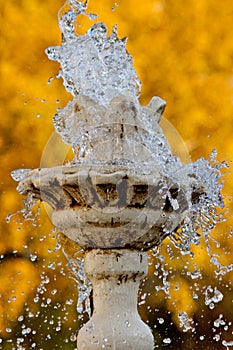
xmin=12 ymin=1 xmax=224 ymax=349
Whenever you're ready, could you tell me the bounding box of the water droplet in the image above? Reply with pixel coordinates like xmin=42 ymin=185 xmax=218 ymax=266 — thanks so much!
xmin=213 ymin=334 xmax=221 ymax=341
xmin=22 ymin=327 xmax=32 ymax=335
xmin=214 ymin=314 xmax=226 ymax=328
xmin=191 ymin=269 xmax=202 ymax=280
xmin=70 ymin=334 xmax=77 ymax=342
xmin=158 ymin=318 xmax=164 ymax=324
xmin=48 ymin=76 xmax=54 ymax=85
xmin=213 ymin=288 xmax=224 ymax=303
xmin=30 ymin=254 xmax=37 ymax=262
xmin=209 ymin=302 xmax=215 ymax=309
xmin=5 ymin=214 xmax=11 ymax=223
xmin=163 ymin=338 xmax=171 ymax=344
xmin=125 ymin=320 xmax=130 ymax=327
xmin=43 ymin=276 xmax=50 ymax=284
xmin=34 ymin=296 xmax=39 ymax=303
xmin=222 ymin=340 xmax=233 ymax=347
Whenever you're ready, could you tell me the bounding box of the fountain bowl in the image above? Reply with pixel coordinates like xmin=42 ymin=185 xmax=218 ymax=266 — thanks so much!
xmin=17 ymin=162 xmax=189 ymax=250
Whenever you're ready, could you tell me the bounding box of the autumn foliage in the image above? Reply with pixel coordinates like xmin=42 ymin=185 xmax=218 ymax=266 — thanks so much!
xmin=0 ymin=0 xmax=233 ymax=349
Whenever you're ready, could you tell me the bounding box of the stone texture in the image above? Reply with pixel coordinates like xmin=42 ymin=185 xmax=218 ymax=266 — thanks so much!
xmin=77 ymin=249 xmax=154 ymax=350
xmin=18 ymin=163 xmax=188 ymax=250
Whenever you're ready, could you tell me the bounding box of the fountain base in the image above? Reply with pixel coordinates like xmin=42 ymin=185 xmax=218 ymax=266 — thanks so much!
xmin=77 ymin=249 xmax=154 ymax=349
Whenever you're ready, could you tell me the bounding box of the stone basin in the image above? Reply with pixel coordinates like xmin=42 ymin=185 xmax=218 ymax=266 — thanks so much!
xmin=17 ymin=163 xmax=189 ymax=250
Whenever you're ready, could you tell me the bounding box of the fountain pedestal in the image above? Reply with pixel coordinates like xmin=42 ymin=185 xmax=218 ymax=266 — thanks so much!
xmin=15 ymin=160 xmax=188 ymax=349
xmin=77 ymin=249 xmax=154 ymax=350
xmin=11 ymin=1 xmax=223 ymax=348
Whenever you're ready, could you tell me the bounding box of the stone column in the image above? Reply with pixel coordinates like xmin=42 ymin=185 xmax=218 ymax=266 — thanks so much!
xmin=77 ymin=249 xmax=154 ymax=349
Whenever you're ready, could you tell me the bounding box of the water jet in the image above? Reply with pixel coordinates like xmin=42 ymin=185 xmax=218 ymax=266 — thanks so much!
xmin=11 ymin=1 xmax=226 ymax=348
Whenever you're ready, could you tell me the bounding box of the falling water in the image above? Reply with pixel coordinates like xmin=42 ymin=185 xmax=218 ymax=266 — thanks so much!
xmin=7 ymin=0 xmax=233 ymax=348
xmin=44 ymin=0 xmax=228 ymax=254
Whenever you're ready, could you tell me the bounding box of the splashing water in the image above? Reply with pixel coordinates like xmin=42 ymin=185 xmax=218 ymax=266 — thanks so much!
xmin=46 ymin=1 xmax=141 ymax=103
xmin=61 ymin=245 xmax=92 ymax=317
xmin=6 ymin=192 xmax=40 ymax=225
xmin=8 ymin=0 xmax=233 ymax=348
xmin=178 ymin=312 xmax=195 ymax=333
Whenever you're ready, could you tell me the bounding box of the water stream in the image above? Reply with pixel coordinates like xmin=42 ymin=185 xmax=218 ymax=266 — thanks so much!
xmin=7 ymin=0 xmax=233 ymax=348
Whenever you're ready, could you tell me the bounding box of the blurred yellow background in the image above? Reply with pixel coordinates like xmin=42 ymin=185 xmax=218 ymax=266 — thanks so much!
xmin=0 ymin=0 xmax=233 ymax=349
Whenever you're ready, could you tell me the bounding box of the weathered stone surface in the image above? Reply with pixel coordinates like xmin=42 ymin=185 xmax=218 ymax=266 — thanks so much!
xmin=15 ymin=94 xmax=206 ymax=250
xmin=77 ymin=249 xmax=154 ymax=350
xmin=56 ymin=94 xmax=168 ymax=162
xmin=18 ymin=163 xmax=188 ymax=249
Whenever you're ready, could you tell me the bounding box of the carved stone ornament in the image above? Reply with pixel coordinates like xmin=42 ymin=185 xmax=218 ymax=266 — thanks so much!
xmin=16 ymin=94 xmax=191 ymax=250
